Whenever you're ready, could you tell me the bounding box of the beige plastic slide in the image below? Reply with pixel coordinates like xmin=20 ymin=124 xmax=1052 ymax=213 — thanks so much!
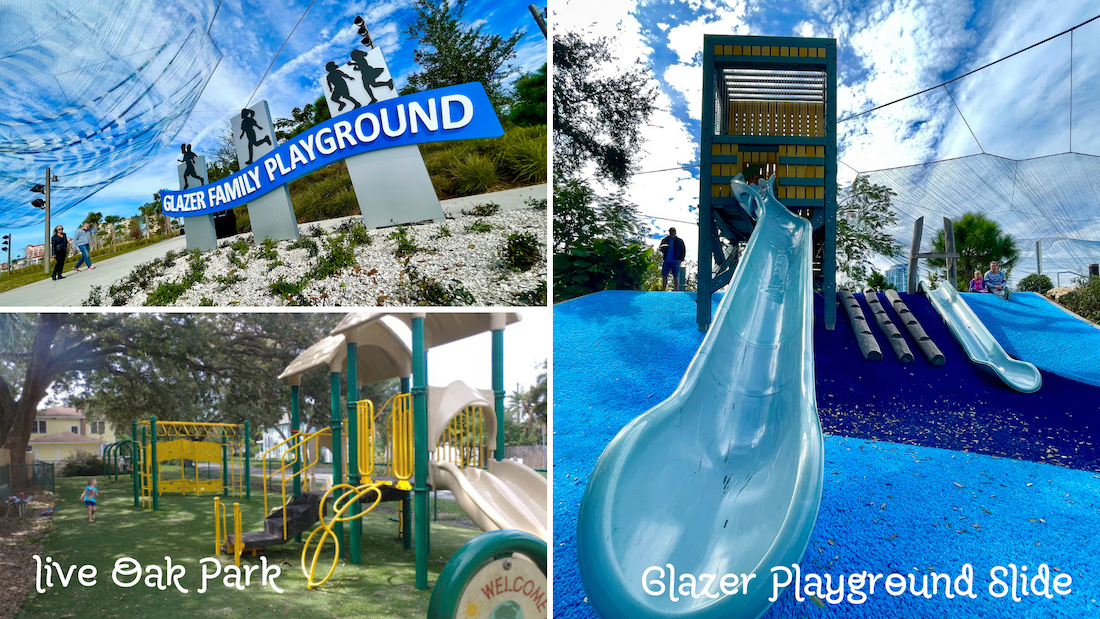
xmin=427 ymin=381 xmax=548 ymax=541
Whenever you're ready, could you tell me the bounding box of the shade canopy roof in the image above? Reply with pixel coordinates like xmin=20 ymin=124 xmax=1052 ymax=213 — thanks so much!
xmin=331 ymin=312 xmax=521 ymax=349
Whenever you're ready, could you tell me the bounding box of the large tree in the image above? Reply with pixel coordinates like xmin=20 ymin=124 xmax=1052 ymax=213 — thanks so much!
xmin=835 ymin=175 xmax=903 ymax=284
xmin=930 ymin=212 xmax=1019 ymax=290
xmin=403 ymin=0 xmax=524 ymax=118
xmin=553 ymin=31 xmax=658 ymax=187
xmin=0 ymin=315 xmax=132 ymax=467
xmin=509 ymin=63 xmax=547 ymax=126
xmin=1 ymin=314 xmax=348 ymax=466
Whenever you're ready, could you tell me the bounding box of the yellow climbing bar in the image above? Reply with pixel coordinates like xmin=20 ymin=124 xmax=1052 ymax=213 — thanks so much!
xmin=438 ymin=405 xmax=486 ymax=469
xmin=383 ymin=393 xmax=414 ymax=490
xmin=213 ymin=497 xmax=227 ymax=556
xmin=233 ymin=502 xmax=243 ymax=567
xmin=300 ymin=482 xmax=385 ymax=589
xmin=261 ymin=426 xmax=331 ymax=540
xmin=356 ymin=399 xmax=376 ymax=480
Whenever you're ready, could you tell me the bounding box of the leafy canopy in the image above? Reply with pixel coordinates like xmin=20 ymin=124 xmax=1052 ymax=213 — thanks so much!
xmin=553 ymin=32 xmax=657 ymax=187
xmin=836 ymin=175 xmax=902 ymax=284
xmin=403 ymin=0 xmax=523 ymax=119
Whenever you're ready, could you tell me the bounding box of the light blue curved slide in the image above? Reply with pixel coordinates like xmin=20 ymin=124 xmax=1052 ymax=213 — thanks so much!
xmin=922 ymin=282 xmax=1042 ymax=393
xmin=576 ymin=177 xmax=824 ymax=619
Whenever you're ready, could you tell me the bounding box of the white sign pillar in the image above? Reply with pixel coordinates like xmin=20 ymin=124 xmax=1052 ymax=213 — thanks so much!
xmin=319 ymin=45 xmax=445 ymax=229
xmin=177 ymin=149 xmax=217 ymax=251
xmin=231 ymin=101 xmax=300 ymax=242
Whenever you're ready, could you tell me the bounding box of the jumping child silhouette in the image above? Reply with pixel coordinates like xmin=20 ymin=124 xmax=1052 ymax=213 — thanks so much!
xmin=325 ymin=61 xmax=362 ymax=112
xmin=239 ymin=109 xmax=273 ymax=165
xmin=348 ymin=49 xmax=395 ymax=104
xmin=179 ymin=144 xmax=204 ymax=189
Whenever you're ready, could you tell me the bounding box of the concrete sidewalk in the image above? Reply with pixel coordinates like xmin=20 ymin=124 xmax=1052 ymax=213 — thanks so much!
xmin=0 ymin=184 xmax=545 ymax=307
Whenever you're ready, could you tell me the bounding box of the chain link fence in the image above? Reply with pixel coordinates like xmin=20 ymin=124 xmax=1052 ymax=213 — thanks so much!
xmin=0 ymin=462 xmax=56 ymax=494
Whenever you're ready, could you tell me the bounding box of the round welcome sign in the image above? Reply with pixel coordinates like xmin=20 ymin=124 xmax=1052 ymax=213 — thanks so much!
xmin=455 ymin=556 xmax=547 ymax=619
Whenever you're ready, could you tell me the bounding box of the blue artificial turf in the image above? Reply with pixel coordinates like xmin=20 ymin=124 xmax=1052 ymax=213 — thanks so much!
xmin=960 ymin=292 xmax=1100 ymax=388
xmin=553 ymin=291 xmax=1100 ymax=619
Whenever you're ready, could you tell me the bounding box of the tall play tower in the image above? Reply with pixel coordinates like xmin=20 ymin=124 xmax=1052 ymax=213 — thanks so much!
xmin=697 ymin=35 xmax=838 ymax=331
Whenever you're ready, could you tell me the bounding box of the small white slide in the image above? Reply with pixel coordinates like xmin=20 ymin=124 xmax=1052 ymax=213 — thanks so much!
xmin=427 ymin=381 xmax=548 ymax=541
xmin=429 ymin=459 xmax=548 ymax=540
xmin=922 ymin=281 xmax=1042 ymax=393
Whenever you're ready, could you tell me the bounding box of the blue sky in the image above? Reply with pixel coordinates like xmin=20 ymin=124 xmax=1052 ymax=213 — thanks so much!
xmin=555 ymin=0 xmax=1100 ymax=281
xmin=0 ymin=0 xmax=547 ymax=258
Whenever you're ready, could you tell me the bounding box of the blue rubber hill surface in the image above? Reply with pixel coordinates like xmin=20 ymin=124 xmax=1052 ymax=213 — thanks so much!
xmin=553 ymin=290 xmax=1100 ymax=619
xmin=960 ymin=291 xmax=1100 ymax=388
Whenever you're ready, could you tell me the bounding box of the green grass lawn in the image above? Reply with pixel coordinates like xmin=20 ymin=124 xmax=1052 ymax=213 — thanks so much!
xmin=18 ymin=477 xmax=479 ymax=618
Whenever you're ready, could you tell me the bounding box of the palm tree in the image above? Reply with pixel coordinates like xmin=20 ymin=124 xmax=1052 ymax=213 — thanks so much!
xmin=138 ymin=203 xmax=158 ymax=238
xmin=931 ymin=213 xmax=1020 ymax=291
xmin=83 ymin=211 xmax=103 ymax=250
xmin=103 ymin=215 xmax=123 ymax=249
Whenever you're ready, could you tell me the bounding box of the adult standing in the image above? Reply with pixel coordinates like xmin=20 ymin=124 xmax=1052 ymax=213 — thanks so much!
xmin=72 ymin=222 xmax=96 ymax=272
xmin=659 ymin=227 xmax=687 ymax=291
xmin=50 ymin=225 xmax=68 ymax=281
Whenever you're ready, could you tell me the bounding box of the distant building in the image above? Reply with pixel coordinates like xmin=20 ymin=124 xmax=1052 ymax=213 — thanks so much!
xmin=885 ymin=263 xmax=907 ymax=292
xmin=25 ymin=243 xmax=44 ymax=261
xmin=27 ymin=406 xmax=118 ymax=462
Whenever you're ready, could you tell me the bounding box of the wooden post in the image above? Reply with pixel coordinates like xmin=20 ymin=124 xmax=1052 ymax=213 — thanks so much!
xmin=944 ymin=217 xmax=957 ymax=290
xmin=908 ymin=217 xmax=923 ymax=293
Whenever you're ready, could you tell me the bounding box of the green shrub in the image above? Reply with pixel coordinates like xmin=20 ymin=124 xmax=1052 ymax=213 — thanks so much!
xmin=461 ymin=203 xmax=501 ymax=217
xmin=464 ymin=220 xmax=493 ymax=234
xmin=450 ymin=153 xmax=500 ymax=194
xmin=404 ymin=260 xmax=475 ymax=306
xmin=59 ymin=451 xmax=103 ymax=477
xmin=1017 ymin=273 xmax=1054 ymax=294
xmin=289 ymin=236 xmax=319 ymax=255
xmin=553 ymin=238 xmax=654 ymax=302
xmin=504 ymin=136 xmax=547 ymax=183
xmin=1060 ymin=276 xmax=1100 ymax=323
xmin=388 ymin=226 xmax=422 ymax=257
xmin=311 ymin=236 xmax=358 ymax=280
xmin=502 ymin=232 xmax=542 ymax=271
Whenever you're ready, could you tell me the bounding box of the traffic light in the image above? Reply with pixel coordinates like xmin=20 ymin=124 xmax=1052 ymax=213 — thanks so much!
xmin=31 ymin=184 xmax=45 ymax=193
xmin=1 ymin=234 xmax=9 ymax=252
xmin=354 ymin=16 xmax=373 ymax=48
xmin=31 ymin=198 xmax=45 ymax=208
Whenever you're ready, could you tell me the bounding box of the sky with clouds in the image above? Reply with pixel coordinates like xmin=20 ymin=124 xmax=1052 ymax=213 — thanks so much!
xmin=2 ymin=0 xmax=547 ymax=257
xmin=554 ymin=0 xmax=1100 ymax=282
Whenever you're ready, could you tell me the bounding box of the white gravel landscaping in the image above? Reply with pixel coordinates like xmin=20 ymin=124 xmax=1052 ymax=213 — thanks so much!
xmin=83 ymin=204 xmax=546 ymax=307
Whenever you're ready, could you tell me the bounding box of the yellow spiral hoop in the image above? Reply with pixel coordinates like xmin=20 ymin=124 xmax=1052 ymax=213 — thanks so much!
xmin=301 ymin=482 xmax=385 ymax=589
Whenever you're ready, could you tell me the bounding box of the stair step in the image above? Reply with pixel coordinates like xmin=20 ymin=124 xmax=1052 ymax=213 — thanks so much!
xmin=228 ymin=531 xmax=282 ymax=549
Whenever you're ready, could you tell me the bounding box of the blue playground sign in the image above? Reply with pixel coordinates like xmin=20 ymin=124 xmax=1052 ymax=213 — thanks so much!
xmin=162 ymin=82 xmax=503 ymax=217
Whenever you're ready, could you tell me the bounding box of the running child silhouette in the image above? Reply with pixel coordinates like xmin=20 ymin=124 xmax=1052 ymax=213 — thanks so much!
xmin=239 ymin=109 xmax=273 ymax=165
xmin=179 ymin=144 xmax=204 ymax=189
xmin=348 ymin=49 xmax=395 ymax=104
xmin=80 ymin=478 xmax=99 ymax=523
xmin=325 ymin=61 xmax=362 ymax=112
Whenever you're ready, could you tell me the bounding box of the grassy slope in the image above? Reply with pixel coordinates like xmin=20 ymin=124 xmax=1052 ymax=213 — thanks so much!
xmin=18 ymin=477 xmax=478 ymax=619
xmin=233 ymin=125 xmax=548 ymax=233
xmin=0 ymin=234 xmax=178 ymax=294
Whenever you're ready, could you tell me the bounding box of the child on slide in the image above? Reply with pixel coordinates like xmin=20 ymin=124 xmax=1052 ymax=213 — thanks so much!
xmin=80 ymin=478 xmax=99 ymax=523
xmin=967 ymin=270 xmax=985 ymax=293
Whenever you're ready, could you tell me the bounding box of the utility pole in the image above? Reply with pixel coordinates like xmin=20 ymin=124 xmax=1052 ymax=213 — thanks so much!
xmin=32 ymin=168 xmax=56 ymax=273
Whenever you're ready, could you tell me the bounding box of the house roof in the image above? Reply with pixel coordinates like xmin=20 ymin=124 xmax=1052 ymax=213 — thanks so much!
xmin=38 ymin=406 xmax=84 ymax=419
xmin=29 ymin=431 xmax=104 ymax=445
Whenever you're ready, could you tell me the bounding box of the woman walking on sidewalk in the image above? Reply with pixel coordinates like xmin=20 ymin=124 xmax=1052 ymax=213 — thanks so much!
xmin=50 ymin=225 xmax=68 ymax=280
xmin=72 ymin=222 xmax=96 ymax=272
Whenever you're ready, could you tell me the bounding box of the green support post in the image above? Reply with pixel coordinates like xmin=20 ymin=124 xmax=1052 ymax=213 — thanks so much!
xmin=132 ymin=422 xmax=140 ymax=507
xmin=412 ymin=315 xmax=429 ymax=590
xmin=244 ymin=420 xmax=251 ymax=501
xmin=221 ymin=432 xmax=228 ymax=497
xmin=346 ymin=342 xmax=361 ymax=565
xmin=492 ymin=328 xmax=506 ymax=461
xmin=150 ymin=416 xmax=158 ymax=512
xmin=400 ymin=376 xmax=412 ymax=551
xmin=330 ymin=370 xmax=346 ymax=556
xmin=291 ymin=384 xmax=301 ymax=500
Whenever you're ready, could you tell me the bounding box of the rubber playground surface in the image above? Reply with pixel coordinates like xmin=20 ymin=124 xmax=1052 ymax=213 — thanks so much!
xmin=553 ymin=290 xmax=1100 ymax=618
